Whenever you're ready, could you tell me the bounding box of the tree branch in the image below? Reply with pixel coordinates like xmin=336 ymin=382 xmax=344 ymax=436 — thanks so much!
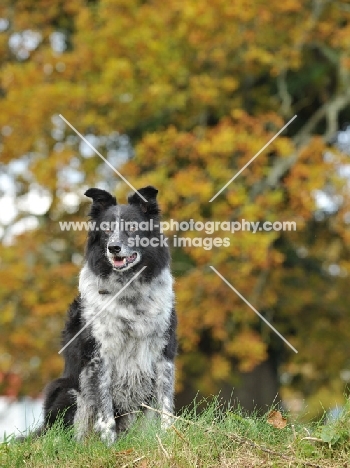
xmin=250 ymin=89 xmax=350 ymax=200
xmin=294 ymin=91 xmax=350 ymax=147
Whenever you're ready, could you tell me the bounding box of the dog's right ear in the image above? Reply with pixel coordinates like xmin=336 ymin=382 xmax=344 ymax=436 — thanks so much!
xmin=84 ymin=188 xmax=117 ymax=217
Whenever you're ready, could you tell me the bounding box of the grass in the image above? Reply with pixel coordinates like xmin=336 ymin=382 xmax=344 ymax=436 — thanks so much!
xmin=1 ymin=397 xmax=350 ymax=468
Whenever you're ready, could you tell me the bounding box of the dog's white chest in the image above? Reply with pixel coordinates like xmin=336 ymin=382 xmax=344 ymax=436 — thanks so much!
xmin=78 ymin=265 xmax=174 ymax=408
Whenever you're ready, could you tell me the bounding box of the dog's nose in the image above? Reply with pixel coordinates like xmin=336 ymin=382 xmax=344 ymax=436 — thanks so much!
xmin=108 ymin=242 xmax=122 ymax=254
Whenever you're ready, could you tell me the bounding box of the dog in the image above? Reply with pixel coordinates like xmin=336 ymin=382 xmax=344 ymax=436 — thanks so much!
xmin=39 ymin=186 xmax=177 ymax=444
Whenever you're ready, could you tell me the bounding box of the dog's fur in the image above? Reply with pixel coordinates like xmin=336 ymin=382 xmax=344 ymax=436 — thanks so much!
xmin=39 ymin=186 xmax=177 ymax=444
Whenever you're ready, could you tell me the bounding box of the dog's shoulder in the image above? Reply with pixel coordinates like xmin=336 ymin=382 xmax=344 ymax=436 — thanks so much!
xmin=61 ymin=295 xmax=96 ymax=373
xmin=163 ymin=307 xmax=177 ymax=360
xmin=65 ymin=296 xmax=82 ymax=331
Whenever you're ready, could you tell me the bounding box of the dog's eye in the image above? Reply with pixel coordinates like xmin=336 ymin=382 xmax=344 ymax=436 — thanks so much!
xmin=129 ymin=223 xmax=137 ymax=232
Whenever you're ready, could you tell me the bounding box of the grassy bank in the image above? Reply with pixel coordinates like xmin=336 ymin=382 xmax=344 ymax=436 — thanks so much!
xmin=1 ymin=399 xmax=350 ymax=467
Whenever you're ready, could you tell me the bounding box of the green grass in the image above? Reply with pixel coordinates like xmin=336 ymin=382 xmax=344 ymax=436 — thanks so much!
xmin=1 ymin=398 xmax=350 ymax=467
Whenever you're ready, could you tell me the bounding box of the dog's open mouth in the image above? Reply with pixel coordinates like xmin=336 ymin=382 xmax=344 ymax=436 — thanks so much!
xmin=111 ymin=252 xmax=138 ymax=269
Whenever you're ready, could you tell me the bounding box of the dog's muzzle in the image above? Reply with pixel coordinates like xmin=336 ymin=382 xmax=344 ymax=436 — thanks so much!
xmin=107 ymin=242 xmax=140 ymax=270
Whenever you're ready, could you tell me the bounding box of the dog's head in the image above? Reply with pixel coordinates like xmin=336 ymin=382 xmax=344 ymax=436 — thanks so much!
xmin=84 ymin=186 xmax=168 ymax=276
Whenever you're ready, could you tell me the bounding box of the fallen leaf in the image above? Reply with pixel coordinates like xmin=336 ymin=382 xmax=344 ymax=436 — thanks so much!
xmin=138 ymin=459 xmax=148 ymax=468
xmin=115 ymin=448 xmax=134 ymax=456
xmin=267 ymin=410 xmax=287 ymax=429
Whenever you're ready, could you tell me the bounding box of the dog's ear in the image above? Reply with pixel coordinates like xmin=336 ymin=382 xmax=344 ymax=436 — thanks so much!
xmin=85 ymin=188 xmax=117 ymax=217
xmin=128 ymin=186 xmax=160 ymax=216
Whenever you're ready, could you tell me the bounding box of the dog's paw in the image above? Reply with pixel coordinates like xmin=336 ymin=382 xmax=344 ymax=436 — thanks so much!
xmin=100 ymin=427 xmax=117 ymax=445
xmin=161 ymin=414 xmax=174 ymax=430
xmin=94 ymin=415 xmax=117 ymax=445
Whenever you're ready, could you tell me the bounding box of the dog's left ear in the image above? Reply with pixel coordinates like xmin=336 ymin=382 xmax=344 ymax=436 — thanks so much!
xmin=128 ymin=186 xmax=160 ymax=216
xmin=85 ymin=188 xmax=117 ymax=217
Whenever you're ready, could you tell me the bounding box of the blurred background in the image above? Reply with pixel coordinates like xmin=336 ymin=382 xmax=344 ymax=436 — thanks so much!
xmin=1 ymin=0 xmax=350 ymax=439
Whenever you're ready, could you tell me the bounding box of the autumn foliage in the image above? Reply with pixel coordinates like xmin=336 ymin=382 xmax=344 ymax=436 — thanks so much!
xmin=1 ymin=0 xmax=350 ymax=415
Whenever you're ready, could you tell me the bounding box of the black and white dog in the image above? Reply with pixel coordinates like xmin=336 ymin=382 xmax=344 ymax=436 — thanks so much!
xmin=41 ymin=186 xmax=177 ymax=444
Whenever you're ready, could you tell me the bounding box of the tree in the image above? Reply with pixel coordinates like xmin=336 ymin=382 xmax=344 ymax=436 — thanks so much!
xmin=1 ymin=0 xmax=350 ymax=416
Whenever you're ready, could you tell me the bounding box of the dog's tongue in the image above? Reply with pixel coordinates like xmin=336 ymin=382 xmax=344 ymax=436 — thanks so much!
xmin=113 ymin=254 xmax=136 ymax=268
xmin=113 ymin=258 xmax=125 ymax=267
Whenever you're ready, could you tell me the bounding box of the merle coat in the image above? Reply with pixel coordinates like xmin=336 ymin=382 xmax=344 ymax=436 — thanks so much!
xmin=42 ymin=186 xmax=177 ymax=444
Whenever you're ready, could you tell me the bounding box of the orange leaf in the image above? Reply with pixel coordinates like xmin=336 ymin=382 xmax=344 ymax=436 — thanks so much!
xmin=267 ymin=410 xmax=287 ymax=429
xmin=115 ymin=448 xmax=134 ymax=456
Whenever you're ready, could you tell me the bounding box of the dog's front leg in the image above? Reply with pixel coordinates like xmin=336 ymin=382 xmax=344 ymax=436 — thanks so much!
xmin=74 ymin=356 xmax=99 ymax=441
xmin=93 ymin=358 xmax=117 ymax=445
xmin=75 ymin=356 xmax=116 ymax=444
xmin=155 ymin=358 xmax=175 ymax=429
xmin=154 ymin=308 xmax=177 ymax=429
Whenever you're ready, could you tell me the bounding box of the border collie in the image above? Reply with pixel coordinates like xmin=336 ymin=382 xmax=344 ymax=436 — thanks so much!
xmin=40 ymin=186 xmax=177 ymax=444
